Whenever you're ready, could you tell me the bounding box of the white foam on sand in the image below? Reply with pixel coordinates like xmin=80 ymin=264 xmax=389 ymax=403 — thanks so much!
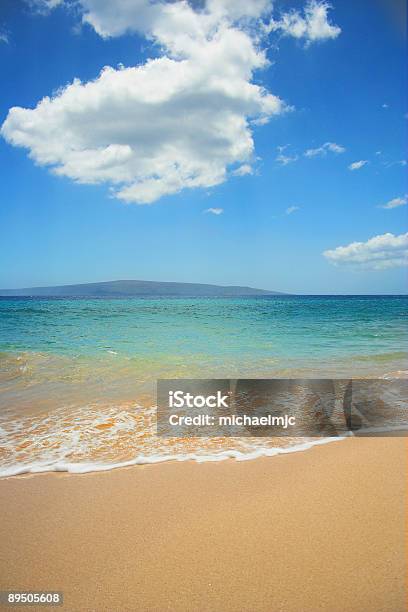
xmin=0 ymin=436 xmax=349 ymax=478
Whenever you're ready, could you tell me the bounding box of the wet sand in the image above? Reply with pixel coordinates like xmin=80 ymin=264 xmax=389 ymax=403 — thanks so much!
xmin=0 ymin=436 xmax=406 ymax=612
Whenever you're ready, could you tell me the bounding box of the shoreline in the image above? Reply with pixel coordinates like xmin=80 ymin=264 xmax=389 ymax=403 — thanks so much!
xmin=0 ymin=434 xmax=347 ymax=479
xmin=2 ymin=426 xmax=407 ymax=479
xmin=0 ymin=435 xmax=406 ymax=611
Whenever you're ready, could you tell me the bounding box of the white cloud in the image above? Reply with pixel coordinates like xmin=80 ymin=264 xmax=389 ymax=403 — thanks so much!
xmin=204 ymin=207 xmax=223 ymax=215
xmin=232 ymin=164 xmax=253 ymax=176
xmin=348 ymin=160 xmax=368 ymax=171
xmin=276 ymin=153 xmax=298 ymax=165
xmin=27 ymin=0 xmax=64 ymax=12
xmin=3 ymin=0 xmax=290 ymax=204
xmin=0 ymin=30 xmax=8 ymax=44
xmin=382 ymin=103 xmax=389 ymax=109
xmin=304 ymin=141 xmax=345 ymax=157
xmin=207 ymin=0 xmax=272 ymax=21
xmin=323 ymin=233 xmax=408 ymax=270
xmin=251 ymin=116 xmax=271 ymax=126
xmin=386 ymin=159 xmax=407 ymax=168
xmin=7 ymin=0 xmax=342 ymax=204
xmin=269 ymin=0 xmax=341 ymax=44
xmin=379 ymin=195 xmax=407 ymax=210
xmin=74 ymin=0 xmax=273 ymax=40
xmin=326 ymin=142 xmax=345 ymax=154
xmin=286 ymin=205 xmax=300 ymax=214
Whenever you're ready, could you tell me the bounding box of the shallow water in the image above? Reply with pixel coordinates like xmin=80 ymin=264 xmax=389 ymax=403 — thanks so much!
xmin=0 ymin=295 xmax=407 ymax=476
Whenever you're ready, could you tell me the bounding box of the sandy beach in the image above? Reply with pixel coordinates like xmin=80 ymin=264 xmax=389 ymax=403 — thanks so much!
xmin=0 ymin=435 xmax=406 ymax=612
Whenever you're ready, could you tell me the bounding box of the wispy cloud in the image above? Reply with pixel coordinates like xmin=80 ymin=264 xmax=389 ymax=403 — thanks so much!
xmin=385 ymin=160 xmax=407 ymax=168
xmin=323 ymin=232 xmax=408 ymax=270
xmin=379 ymin=195 xmax=407 ymax=210
xmin=232 ymin=164 xmax=253 ymax=177
xmin=0 ymin=29 xmax=8 ymax=44
xmin=382 ymin=103 xmax=389 ymax=109
xmin=27 ymin=0 xmax=63 ymax=11
xmin=348 ymin=160 xmax=368 ymax=171
xmin=251 ymin=116 xmax=272 ymax=126
xmin=286 ymin=205 xmax=300 ymax=215
xmin=204 ymin=208 xmax=223 ymax=215
xmin=304 ymin=142 xmax=345 ymax=157
xmin=276 ymin=153 xmax=298 ymax=165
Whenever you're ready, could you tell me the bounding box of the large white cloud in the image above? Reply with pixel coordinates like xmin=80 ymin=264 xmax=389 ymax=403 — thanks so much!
xmin=323 ymin=233 xmax=408 ymax=270
xmin=3 ymin=1 xmax=340 ymax=204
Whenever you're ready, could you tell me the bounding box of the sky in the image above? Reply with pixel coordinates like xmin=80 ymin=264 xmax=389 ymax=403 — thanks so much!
xmin=0 ymin=0 xmax=406 ymax=294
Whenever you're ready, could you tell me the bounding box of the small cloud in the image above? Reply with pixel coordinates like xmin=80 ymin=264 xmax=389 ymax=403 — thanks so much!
xmin=304 ymin=142 xmax=345 ymax=157
xmin=26 ymin=0 xmax=63 ymax=12
xmin=232 ymin=164 xmax=253 ymax=177
xmin=251 ymin=116 xmax=271 ymax=126
xmin=286 ymin=205 xmax=300 ymax=215
xmin=323 ymin=232 xmax=408 ymax=270
xmin=375 ymin=151 xmax=382 ymax=156
xmin=268 ymin=0 xmax=341 ymax=45
xmin=379 ymin=195 xmax=407 ymax=210
xmin=326 ymin=142 xmax=345 ymax=154
xmin=382 ymin=103 xmax=389 ymax=109
xmin=386 ymin=159 xmax=407 ymax=168
xmin=204 ymin=207 xmax=223 ymax=215
xmin=276 ymin=153 xmax=298 ymax=165
xmin=348 ymin=160 xmax=369 ymax=171
xmin=0 ymin=29 xmax=9 ymax=44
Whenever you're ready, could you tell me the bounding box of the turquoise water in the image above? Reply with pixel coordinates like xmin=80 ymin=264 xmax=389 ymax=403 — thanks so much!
xmin=1 ymin=294 xmax=407 ymax=363
xmin=0 ymin=295 xmax=407 ymax=475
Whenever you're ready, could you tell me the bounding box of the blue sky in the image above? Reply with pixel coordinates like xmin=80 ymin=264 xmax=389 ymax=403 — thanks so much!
xmin=0 ymin=0 xmax=406 ymax=294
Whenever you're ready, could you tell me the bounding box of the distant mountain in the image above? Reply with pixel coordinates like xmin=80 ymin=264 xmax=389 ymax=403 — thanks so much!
xmin=0 ymin=280 xmax=285 ymax=297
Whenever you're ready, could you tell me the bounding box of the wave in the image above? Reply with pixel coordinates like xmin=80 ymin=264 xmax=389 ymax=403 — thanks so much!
xmin=0 ymin=436 xmax=348 ymax=478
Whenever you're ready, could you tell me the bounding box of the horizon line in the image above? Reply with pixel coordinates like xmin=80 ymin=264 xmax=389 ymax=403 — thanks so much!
xmin=0 ymin=278 xmax=406 ymax=298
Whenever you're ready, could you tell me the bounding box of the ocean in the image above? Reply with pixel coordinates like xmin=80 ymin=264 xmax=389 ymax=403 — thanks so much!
xmin=0 ymin=295 xmax=407 ymax=476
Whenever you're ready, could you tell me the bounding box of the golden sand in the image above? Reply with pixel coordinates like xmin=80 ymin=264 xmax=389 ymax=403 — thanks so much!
xmin=0 ymin=436 xmax=406 ymax=612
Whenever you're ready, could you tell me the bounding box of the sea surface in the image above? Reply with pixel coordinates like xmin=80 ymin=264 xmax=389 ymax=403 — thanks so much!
xmin=0 ymin=295 xmax=407 ymax=476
